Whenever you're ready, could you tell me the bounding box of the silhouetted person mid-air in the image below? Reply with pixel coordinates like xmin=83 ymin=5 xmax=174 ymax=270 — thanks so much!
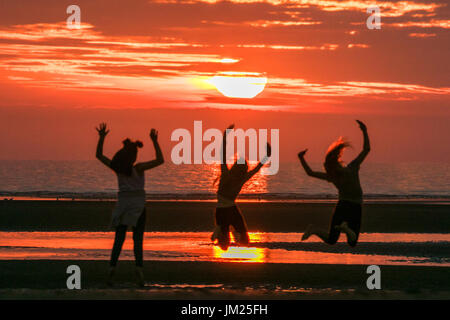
xmin=298 ymin=120 xmax=370 ymax=247
xmin=211 ymin=124 xmax=271 ymax=250
xmin=95 ymin=123 xmax=164 ymax=286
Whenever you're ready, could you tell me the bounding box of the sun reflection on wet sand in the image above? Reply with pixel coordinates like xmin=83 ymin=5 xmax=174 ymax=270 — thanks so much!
xmin=213 ymin=233 xmax=267 ymax=262
xmin=0 ymin=231 xmax=449 ymax=266
xmin=213 ymin=246 xmax=266 ymax=263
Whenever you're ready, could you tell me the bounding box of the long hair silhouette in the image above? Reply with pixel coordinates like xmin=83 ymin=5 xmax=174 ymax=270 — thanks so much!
xmin=298 ymin=120 xmax=370 ymax=248
xmin=213 ymin=157 xmax=248 ymax=187
xmin=324 ymin=137 xmax=351 ymax=177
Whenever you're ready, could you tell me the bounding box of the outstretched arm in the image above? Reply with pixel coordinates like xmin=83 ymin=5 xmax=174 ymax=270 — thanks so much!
xmin=221 ymin=124 xmax=234 ymax=174
xmin=349 ymin=120 xmax=370 ymax=168
xmin=298 ymin=149 xmax=329 ymax=181
xmin=245 ymin=143 xmax=271 ymax=181
xmin=96 ymin=123 xmax=112 ymax=168
xmin=135 ymin=129 xmax=164 ymax=173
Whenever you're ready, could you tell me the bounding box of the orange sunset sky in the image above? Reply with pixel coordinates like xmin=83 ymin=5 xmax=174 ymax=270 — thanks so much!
xmin=0 ymin=0 xmax=449 ymax=163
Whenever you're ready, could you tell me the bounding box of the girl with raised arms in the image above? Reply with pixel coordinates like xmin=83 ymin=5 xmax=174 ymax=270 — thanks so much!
xmin=95 ymin=123 xmax=164 ymax=286
xmin=298 ymin=120 xmax=370 ymax=247
xmin=211 ymin=124 xmax=271 ymax=250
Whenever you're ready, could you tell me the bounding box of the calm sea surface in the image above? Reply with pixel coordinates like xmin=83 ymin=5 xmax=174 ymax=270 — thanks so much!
xmin=0 ymin=160 xmax=449 ymax=199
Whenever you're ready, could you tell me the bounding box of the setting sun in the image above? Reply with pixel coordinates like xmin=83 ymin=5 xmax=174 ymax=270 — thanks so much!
xmin=209 ymin=72 xmax=267 ymax=98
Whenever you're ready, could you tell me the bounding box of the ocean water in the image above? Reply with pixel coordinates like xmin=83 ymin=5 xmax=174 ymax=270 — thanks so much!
xmin=0 ymin=160 xmax=449 ymax=200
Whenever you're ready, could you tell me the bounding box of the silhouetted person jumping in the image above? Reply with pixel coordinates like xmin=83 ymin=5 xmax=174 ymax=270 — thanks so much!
xmin=211 ymin=124 xmax=271 ymax=250
xmin=298 ymin=120 xmax=370 ymax=247
xmin=95 ymin=123 xmax=164 ymax=286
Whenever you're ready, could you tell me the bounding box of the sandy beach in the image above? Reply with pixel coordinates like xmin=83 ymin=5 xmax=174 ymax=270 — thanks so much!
xmin=1 ymin=260 xmax=449 ymax=299
xmin=0 ymin=200 xmax=449 ymax=299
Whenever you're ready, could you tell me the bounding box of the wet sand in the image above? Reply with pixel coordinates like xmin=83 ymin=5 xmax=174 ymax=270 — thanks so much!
xmin=0 ymin=200 xmax=449 ymax=299
xmin=1 ymin=200 xmax=449 ymax=233
xmin=1 ymin=231 xmax=449 ymax=266
xmin=1 ymin=260 xmax=449 ymax=299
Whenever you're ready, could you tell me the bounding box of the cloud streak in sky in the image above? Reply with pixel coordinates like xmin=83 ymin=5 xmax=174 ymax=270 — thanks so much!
xmin=0 ymin=0 xmax=448 ymax=111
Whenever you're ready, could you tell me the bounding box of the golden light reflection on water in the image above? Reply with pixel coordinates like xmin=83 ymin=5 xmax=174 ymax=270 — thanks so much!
xmin=244 ymin=163 xmax=269 ymax=194
xmin=206 ymin=162 xmax=269 ymax=195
